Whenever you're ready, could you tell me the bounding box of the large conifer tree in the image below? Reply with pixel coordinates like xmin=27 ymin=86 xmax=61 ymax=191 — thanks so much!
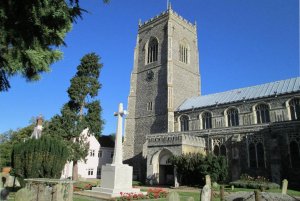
xmin=45 ymin=53 xmax=103 ymax=180
xmin=0 ymin=0 xmax=109 ymax=91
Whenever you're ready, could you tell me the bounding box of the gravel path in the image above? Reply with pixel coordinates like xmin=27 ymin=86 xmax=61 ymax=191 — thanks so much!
xmin=225 ymin=192 xmax=299 ymax=201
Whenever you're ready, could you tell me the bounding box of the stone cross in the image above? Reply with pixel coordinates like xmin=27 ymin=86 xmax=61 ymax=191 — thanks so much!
xmin=112 ymin=103 xmax=127 ymax=165
xmin=281 ymin=179 xmax=288 ymax=195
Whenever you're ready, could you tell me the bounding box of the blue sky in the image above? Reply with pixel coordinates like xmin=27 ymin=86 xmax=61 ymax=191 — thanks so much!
xmin=0 ymin=0 xmax=299 ymax=135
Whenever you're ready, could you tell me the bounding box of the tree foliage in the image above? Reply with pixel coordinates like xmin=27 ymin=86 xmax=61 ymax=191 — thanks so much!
xmin=168 ymin=153 xmax=228 ymax=186
xmin=12 ymin=135 xmax=68 ymax=178
xmin=0 ymin=0 xmax=109 ymax=91
xmin=43 ymin=53 xmax=103 ymax=179
xmin=0 ymin=124 xmax=34 ymax=168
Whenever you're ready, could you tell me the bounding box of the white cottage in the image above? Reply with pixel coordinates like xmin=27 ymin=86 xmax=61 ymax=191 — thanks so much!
xmin=61 ymin=128 xmax=100 ymax=179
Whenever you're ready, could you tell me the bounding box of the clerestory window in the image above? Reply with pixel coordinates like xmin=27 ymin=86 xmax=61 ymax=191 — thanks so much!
xmin=202 ymin=112 xmax=212 ymax=129
xmin=180 ymin=115 xmax=189 ymax=131
xmin=227 ymin=108 xmax=239 ymax=127
xmin=289 ymin=98 xmax=300 ymax=120
xmin=255 ymin=104 xmax=270 ymax=124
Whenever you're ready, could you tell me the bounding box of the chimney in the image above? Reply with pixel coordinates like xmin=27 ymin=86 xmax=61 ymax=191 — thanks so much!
xmin=36 ymin=115 xmax=43 ymax=128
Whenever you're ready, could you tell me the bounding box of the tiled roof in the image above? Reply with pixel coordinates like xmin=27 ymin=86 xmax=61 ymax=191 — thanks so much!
xmin=177 ymin=77 xmax=300 ymax=111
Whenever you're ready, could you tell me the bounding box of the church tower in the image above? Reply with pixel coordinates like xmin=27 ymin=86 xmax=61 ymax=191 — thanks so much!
xmin=123 ymin=5 xmax=201 ymax=179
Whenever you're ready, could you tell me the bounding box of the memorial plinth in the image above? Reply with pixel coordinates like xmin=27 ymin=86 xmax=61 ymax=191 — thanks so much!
xmin=90 ymin=103 xmax=141 ymax=199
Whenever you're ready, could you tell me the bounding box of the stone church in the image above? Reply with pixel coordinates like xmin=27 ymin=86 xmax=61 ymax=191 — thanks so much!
xmin=123 ymin=5 xmax=300 ymax=188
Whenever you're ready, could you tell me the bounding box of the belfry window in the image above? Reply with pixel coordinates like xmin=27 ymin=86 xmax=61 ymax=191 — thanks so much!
xmin=289 ymin=98 xmax=300 ymax=120
xmin=255 ymin=104 xmax=270 ymax=124
xmin=180 ymin=115 xmax=189 ymax=131
xmin=227 ymin=108 xmax=239 ymax=127
xmin=202 ymin=112 xmax=212 ymax=129
xmin=147 ymin=38 xmax=158 ymax=64
xmin=179 ymin=43 xmax=189 ymax=64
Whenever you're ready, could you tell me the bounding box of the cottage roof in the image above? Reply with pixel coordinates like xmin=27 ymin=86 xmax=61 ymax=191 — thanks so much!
xmin=177 ymin=77 xmax=300 ymax=111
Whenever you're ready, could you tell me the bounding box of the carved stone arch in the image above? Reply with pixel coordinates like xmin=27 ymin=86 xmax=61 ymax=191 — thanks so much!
xmin=286 ymin=97 xmax=300 ymax=120
xmin=224 ymin=106 xmax=240 ymax=127
xmin=252 ymin=102 xmax=271 ymax=124
xmin=149 ymin=148 xmax=174 ymax=185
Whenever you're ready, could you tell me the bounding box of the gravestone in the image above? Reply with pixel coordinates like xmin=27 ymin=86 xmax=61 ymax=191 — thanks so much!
xmin=167 ymin=191 xmax=180 ymax=201
xmin=186 ymin=197 xmax=195 ymax=201
xmin=200 ymin=175 xmax=211 ymax=201
xmin=282 ymin=179 xmax=288 ymax=195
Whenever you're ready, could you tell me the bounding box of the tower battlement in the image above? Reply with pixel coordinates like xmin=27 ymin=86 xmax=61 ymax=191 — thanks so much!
xmin=138 ymin=8 xmax=196 ymax=31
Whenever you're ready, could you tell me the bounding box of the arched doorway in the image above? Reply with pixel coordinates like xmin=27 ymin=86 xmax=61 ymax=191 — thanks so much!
xmin=158 ymin=149 xmax=174 ymax=185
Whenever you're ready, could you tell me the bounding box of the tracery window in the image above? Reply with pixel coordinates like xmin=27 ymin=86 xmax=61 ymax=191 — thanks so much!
xmin=147 ymin=38 xmax=158 ymax=64
xmin=220 ymin=145 xmax=227 ymax=157
xmin=179 ymin=43 xmax=189 ymax=64
xmin=249 ymin=143 xmax=256 ymax=168
xmin=289 ymin=98 xmax=300 ymax=120
xmin=227 ymin=108 xmax=239 ymax=127
xmin=248 ymin=142 xmax=265 ymax=168
xmin=290 ymin=141 xmax=300 ymax=168
xmin=255 ymin=104 xmax=270 ymax=124
xmin=202 ymin=112 xmax=212 ymax=129
xmin=213 ymin=145 xmax=220 ymax=156
xmin=180 ymin=115 xmax=189 ymax=131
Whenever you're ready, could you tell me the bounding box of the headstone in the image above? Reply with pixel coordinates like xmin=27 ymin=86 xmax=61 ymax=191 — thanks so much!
xmin=254 ymin=190 xmax=261 ymax=201
xmin=281 ymin=179 xmax=288 ymax=195
xmin=205 ymin=175 xmax=211 ymax=187
xmin=186 ymin=197 xmax=194 ymax=201
xmin=231 ymin=185 xmax=234 ymax=191
xmin=220 ymin=185 xmax=224 ymax=201
xmin=167 ymin=191 xmax=180 ymax=201
xmin=200 ymin=185 xmax=211 ymax=201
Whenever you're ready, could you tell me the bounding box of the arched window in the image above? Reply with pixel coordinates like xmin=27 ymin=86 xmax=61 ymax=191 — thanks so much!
xmin=256 ymin=143 xmax=265 ymax=168
xmin=249 ymin=143 xmax=256 ymax=168
xmin=202 ymin=112 xmax=212 ymax=129
xmin=227 ymin=108 xmax=239 ymax=127
xmin=248 ymin=142 xmax=265 ymax=168
xmin=290 ymin=141 xmax=300 ymax=168
xmin=147 ymin=38 xmax=158 ymax=64
xmin=289 ymin=98 xmax=300 ymax=120
xmin=220 ymin=145 xmax=227 ymax=157
xmin=213 ymin=145 xmax=220 ymax=156
xmin=180 ymin=115 xmax=189 ymax=131
xmin=179 ymin=43 xmax=189 ymax=64
xmin=255 ymin=104 xmax=270 ymax=124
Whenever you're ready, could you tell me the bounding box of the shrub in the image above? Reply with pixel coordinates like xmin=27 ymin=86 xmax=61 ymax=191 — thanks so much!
xmin=116 ymin=188 xmax=168 ymax=200
xmin=168 ymin=153 xmax=228 ymax=186
xmin=11 ymin=136 xmax=68 ymax=178
xmin=230 ymin=174 xmax=280 ymax=190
